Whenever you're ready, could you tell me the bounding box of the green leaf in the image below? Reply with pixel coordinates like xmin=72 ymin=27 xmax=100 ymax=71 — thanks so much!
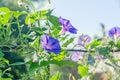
xmin=0 ymin=58 xmax=9 ymax=65
xmin=28 ymin=59 xmax=76 ymax=74
xmin=116 ymin=40 xmax=120 ymax=49
xmin=42 ymin=27 xmax=47 ymax=31
xmin=86 ymin=39 xmax=102 ymax=49
xmin=47 ymin=9 xmax=54 ymax=16
xmin=109 ymin=41 xmax=114 ymax=46
xmin=39 ymin=61 xmax=49 ymax=67
xmin=0 ymin=70 xmax=2 ymax=77
xmin=78 ymin=65 xmax=88 ymax=77
xmin=29 ymin=62 xmax=40 ymax=74
xmin=38 ymin=10 xmax=47 ymax=19
xmin=52 ymin=51 xmax=66 ymax=61
xmin=109 ymin=58 xmax=120 ymax=63
xmin=25 ymin=13 xmax=37 ymax=24
xmin=30 ymin=37 xmax=40 ymax=50
xmin=31 ymin=27 xmax=43 ymax=35
xmin=13 ymin=11 xmax=27 ymax=18
xmin=62 ymin=38 xmax=74 ymax=47
xmin=23 ymin=34 xmax=33 ymax=41
xmin=0 ymin=7 xmax=11 ymax=25
xmin=0 ymin=7 xmax=10 ymax=13
xmin=29 ymin=61 xmax=49 ymax=74
xmin=49 ymin=60 xmax=76 ymax=67
xmin=97 ymin=47 xmax=110 ymax=55
xmin=48 ymin=15 xmax=61 ymax=29
xmin=52 ymin=26 xmax=61 ymax=36
xmin=0 ymin=51 xmax=4 ymax=58
xmin=0 ymin=78 xmax=12 ymax=80
xmin=50 ymin=72 xmax=61 ymax=80
xmin=9 ymin=62 xmax=25 ymax=66
xmin=0 ymin=13 xmax=11 ymax=25
xmin=60 ymin=34 xmax=69 ymax=41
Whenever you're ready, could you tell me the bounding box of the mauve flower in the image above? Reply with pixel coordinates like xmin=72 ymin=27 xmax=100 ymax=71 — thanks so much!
xmin=78 ymin=34 xmax=91 ymax=46
xmin=41 ymin=34 xmax=61 ymax=54
xmin=59 ymin=17 xmax=77 ymax=34
xmin=108 ymin=27 xmax=120 ymax=39
xmin=71 ymin=52 xmax=83 ymax=62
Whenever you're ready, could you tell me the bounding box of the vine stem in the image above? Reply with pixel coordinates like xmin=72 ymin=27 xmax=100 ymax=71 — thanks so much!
xmin=45 ymin=54 xmax=51 ymax=80
xmin=46 ymin=64 xmax=50 ymax=80
xmin=66 ymin=49 xmax=94 ymax=52
xmin=66 ymin=49 xmax=120 ymax=52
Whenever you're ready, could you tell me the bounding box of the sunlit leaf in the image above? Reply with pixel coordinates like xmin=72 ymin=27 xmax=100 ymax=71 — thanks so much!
xmin=13 ymin=11 xmax=27 ymax=18
xmin=0 ymin=78 xmax=12 ymax=80
xmin=86 ymin=39 xmax=102 ymax=49
xmin=0 ymin=13 xmax=11 ymax=25
xmin=0 ymin=7 xmax=10 ymax=14
xmin=78 ymin=65 xmax=88 ymax=77
xmin=50 ymin=72 xmax=61 ymax=80
xmin=25 ymin=13 xmax=37 ymax=24
xmin=38 ymin=10 xmax=47 ymax=19
xmin=52 ymin=26 xmax=61 ymax=36
xmin=0 ymin=58 xmax=9 ymax=65
xmin=52 ymin=51 xmax=66 ymax=61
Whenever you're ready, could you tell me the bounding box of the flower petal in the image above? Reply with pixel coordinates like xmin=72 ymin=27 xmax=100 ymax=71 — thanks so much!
xmin=78 ymin=34 xmax=91 ymax=46
xmin=59 ymin=16 xmax=77 ymax=34
xmin=71 ymin=52 xmax=83 ymax=62
xmin=41 ymin=34 xmax=61 ymax=54
xmin=108 ymin=27 xmax=120 ymax=39
xmin=68 ymin=25 xmax=77 ymax=34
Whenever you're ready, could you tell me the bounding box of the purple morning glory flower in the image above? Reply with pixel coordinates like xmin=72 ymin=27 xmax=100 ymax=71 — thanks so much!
xmin=108 ymin=27 xmax=120 ymax=39
xmin=78 ymin=34 xmax=91 ymax=46
xmin=59 ymin=16 xmax=77 ymax=34
xmin=41 ymin=34 xmax=61 ymax=54
xmin=71 ymin=52 xmax=83 ymax=62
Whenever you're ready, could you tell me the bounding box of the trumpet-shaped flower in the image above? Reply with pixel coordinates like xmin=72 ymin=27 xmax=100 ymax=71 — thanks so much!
xmin=108 ymin=27 xmax=120 ymax=39
xmin=71 ymin=52 xmax=83 ymax=62
xmin=59 ymin=17 xmax=77 ymax=34
xmin=41 ymin=34 xmax=61 ymax=54
xmin=78 ymin=34 xmax=91 ymax=46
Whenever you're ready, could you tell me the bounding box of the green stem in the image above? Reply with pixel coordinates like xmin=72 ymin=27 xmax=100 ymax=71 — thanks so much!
xmin=46 ymin=64 xmax=50 ymax=80
xmin=2 ymin=67 xmax=11 ymax=76
xmin=45 ymin=54 xmax=51 ymax=80
xmin=37 ymin=20 xmax=41 ymax=27
xmin=16 ymin=18 xmax=21 ymax=40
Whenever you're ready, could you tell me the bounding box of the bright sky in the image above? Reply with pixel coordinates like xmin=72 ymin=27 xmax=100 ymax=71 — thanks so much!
xmin=51 ymin=0 xmax=120 ymax=37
